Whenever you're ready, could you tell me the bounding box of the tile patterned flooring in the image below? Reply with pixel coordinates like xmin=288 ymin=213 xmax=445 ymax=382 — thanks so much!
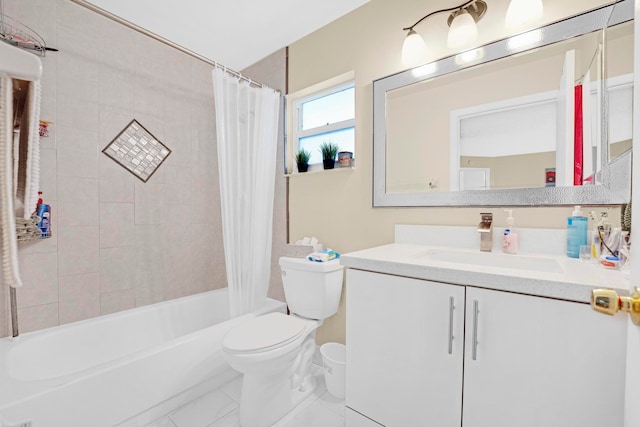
xmin=146 ymin=364 xmax=345 ymax=427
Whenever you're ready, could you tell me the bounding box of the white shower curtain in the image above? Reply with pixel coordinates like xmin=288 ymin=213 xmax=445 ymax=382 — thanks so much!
xmin=212 ymin=69 xmax=280 ymax=317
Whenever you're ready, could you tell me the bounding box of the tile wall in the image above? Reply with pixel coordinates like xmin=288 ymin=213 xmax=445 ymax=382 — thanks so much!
xmin=1 ymin=0 xmax=235 ymax=335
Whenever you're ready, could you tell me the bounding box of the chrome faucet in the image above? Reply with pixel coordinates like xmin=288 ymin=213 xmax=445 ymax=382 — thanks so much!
xmin=478 ymin=213 xmax=493 ymax=252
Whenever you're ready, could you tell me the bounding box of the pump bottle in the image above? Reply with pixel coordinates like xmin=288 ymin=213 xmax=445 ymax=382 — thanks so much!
xmin=502 ymin=209 xmax=519 ymax=254
xmin=567 ymin=206 xmax=588 ymax=258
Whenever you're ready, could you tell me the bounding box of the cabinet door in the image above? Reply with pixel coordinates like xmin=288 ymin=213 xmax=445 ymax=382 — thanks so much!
xmin=463 ymin=287 xmax=627 ymax=427
xmin=346 ymin=269 xmax=465 ymax=427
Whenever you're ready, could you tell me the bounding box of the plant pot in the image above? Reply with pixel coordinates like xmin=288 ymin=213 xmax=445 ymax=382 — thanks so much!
xmin=297 ymin=162 xmax=309 ymax=173
xmin=323 ymin=159 xmax=335 ymax=170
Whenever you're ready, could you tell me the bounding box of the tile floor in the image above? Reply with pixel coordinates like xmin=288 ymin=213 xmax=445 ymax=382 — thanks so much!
xmin=146 ymin=363 xmax=345 ymax=427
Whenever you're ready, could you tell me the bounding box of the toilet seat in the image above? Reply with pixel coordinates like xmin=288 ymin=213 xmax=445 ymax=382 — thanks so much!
xmin=223 ymin=312 xmax=309 ymax=355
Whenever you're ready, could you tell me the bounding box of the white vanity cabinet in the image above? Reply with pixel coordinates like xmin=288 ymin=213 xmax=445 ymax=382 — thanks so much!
xmin=346 ymin=269 xmax=627 ymax=427
xmin=346 ymin=269 xmax=466 ymax=426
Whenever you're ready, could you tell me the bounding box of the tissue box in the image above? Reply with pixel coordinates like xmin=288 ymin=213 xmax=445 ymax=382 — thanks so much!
xmin=285 ymin=243 xmax=323 ymax=258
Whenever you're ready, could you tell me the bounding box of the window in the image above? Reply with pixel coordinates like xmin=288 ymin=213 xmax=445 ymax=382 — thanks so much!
xmin=293 ymin=82 xmax=355 ymax=167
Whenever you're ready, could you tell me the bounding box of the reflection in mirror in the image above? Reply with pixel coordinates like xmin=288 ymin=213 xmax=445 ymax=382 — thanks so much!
xmin=374 ymin=0 xmax=633 ymax=207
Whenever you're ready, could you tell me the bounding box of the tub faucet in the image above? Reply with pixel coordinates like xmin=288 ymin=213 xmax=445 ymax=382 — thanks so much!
xmin=478 ymin=213 xmax=493 ymax=252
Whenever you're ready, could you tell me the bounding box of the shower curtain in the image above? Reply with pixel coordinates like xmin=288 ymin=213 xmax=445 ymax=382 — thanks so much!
xmin=212 ymin=69 xmax=280 ymax=317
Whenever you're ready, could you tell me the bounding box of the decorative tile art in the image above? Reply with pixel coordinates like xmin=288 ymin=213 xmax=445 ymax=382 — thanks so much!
xmin=102 ymin=119 xmax=171 ymax=182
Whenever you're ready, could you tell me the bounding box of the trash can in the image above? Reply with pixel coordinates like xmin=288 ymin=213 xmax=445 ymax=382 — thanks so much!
xmin=320 ymin=342 xmax=346 ymax=399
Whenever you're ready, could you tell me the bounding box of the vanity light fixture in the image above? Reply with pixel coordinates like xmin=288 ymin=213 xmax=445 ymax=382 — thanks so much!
xmin=455 ymin=47 xmax=485 ymax=65
xmin=505 ymin=0 xmax=544 ymax=29
xmin=506 ymin=28 xmax=543 ymax=50
xmin=401 ymin=0 xmax=487 ymax=65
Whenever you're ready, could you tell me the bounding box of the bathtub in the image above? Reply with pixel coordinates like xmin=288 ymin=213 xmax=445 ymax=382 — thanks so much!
xmin=0 ymin=288 xmax=286 ymax=426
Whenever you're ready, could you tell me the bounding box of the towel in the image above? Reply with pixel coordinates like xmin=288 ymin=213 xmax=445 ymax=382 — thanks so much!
xmin=14 ymin=79 xmax=41 ymax=219
xmin=0 ymin=76 xmax=23 ymax=288
xmin=308 ymin=249 xmax=340 ymax=262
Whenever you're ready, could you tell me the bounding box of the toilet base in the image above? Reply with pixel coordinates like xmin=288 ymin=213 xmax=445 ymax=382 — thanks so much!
xmin=236 ymin=335 xmax=318 ymax=427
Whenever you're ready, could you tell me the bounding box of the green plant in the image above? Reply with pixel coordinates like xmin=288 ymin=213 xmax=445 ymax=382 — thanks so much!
xmin=295 ymin=148 xmax=311 ymax=165
xmin=319 ymin=141 xmax=339 ymax=160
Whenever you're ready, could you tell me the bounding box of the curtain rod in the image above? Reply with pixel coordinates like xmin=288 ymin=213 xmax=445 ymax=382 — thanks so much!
xmin=69 ymin=0 xmax=271 ymax=90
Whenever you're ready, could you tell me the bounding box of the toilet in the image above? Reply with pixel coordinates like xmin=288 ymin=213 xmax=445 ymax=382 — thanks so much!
xmin=222 ymin=256 xmax=344 ymax=427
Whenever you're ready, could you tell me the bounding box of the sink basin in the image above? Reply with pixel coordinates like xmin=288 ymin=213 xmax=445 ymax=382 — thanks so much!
xmin=418 ymin=248 xmax=563 ymax=273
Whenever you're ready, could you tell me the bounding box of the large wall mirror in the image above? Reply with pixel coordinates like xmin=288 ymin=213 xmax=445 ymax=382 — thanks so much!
xmin=373 ymin=0 xmax=632 ymax=207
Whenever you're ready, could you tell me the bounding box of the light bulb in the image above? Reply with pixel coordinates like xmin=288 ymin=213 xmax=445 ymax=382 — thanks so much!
xmin=401 ymin=29 xmax=428 ymax=66
xmin=447 ymin=11 xmax=478 ymax=49
xmin=505 ymin=0 xmax=543 ymax=29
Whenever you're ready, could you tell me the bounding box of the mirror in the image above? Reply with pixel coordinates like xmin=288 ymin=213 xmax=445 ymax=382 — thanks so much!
xmin=373 ymin=0 xmax=632 ymax=207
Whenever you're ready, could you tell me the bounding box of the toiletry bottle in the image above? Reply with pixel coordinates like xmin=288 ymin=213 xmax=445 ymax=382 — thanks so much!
xmin=35 ymin=191 xmax=51 ymax=238
xmin=567 ymin=205 xmax=588 ymax=258
xmin=502 ymin=209 xmax=518 ymax=254
xmin=590 ymin=212 xmax=604 ymax=259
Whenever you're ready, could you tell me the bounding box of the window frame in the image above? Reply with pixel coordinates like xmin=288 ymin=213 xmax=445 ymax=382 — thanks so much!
xmin=292 ymin=81 xmax=355 ymax=167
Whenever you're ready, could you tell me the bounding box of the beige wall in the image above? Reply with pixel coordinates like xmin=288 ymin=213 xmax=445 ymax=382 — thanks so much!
xmin=287 ymin=0 xmax=624 ymax=345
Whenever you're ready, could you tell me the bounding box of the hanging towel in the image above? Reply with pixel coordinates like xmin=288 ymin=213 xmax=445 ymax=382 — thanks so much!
xmin=0 ymin=76 xmax=23 ymax=288
xmin=573 ymin=84 xmax=583 ymax=186
xmin=13 ymin=79 xmax=41 ymax=218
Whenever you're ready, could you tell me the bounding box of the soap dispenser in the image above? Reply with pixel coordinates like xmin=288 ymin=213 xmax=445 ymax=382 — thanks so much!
xmin=567 ymin=205 xmax=588 ymax=258
xmin=502 ymin=209 xmax=518 ymax=254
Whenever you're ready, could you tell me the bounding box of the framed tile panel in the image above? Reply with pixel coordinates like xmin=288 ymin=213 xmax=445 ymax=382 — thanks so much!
xmin=102 ymin=119 xmax=171 ymax=183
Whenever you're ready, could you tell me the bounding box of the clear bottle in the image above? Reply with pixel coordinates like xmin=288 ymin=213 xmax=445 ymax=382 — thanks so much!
xmin=502 ymin=209 xmax=519 ymax=254
xmin=567 ymin=205 xmax=588 ymax=258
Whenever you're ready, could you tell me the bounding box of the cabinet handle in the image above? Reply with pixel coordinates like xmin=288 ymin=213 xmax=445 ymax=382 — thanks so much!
xmin=472 ymin=300 xmax=479 ymax=361
xmin=448 ymin=296 xmax=455 ymax=354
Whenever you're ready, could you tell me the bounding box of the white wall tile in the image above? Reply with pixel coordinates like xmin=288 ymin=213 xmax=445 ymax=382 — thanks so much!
xmin=57 ymin=176 xmax=98 ymax=202
xmin=100 ymin=246 xmax=135 ymax=293
xmin=39 ymin=147 xmax=57 ymax=201
xmin=135 ymin=182 xmax=165 ymax=225
xmin=135 ymin=225 xmax=167 ymax=302
xmin=57 ymin=199 xmax=99 ymax=227
xmin=17 ymin=303 xmax=59 ymax=333
xmin=56 ymin=96 xmax=99 ymax=132
xmin=57 ymin=150 xmax=98 ymax=179
xmin=100 ymin=203 xmax=135 ymax=247
xmin=99 ymin=67 xmax=135 ymax=110
xmin=100 ymin=289 xmax=136 ymax=315
xmin=99 ymin=18 xmax=136 ymax=71
xmin=58 ymin=226 xmax=99 ymax=276
xmin=56 ymin=126 xmax=99 ymax=154
xmin=164 ymin=165 xmax=193 ymax=206
xmin=57 ymin=52 xmax=99 ymax=102
xmin=16 ymin=252 xmax=58 ymax=308
xmin=58 ymin=272 xmax=100 ymax=324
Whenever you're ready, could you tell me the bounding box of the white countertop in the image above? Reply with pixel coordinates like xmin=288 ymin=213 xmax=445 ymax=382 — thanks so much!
xmin=340 ymin=243 xmax=630 ymax=303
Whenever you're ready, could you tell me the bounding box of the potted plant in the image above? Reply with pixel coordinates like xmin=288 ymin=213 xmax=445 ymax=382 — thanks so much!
xmin=319 ymin=141 xmax=339 ymax=170
xmin=295 ymin=148 xmax=311 ymax=173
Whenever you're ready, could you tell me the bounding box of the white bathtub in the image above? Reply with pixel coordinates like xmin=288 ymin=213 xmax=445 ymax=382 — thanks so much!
xmin=0 ymin=288 xmax=285 ymax=426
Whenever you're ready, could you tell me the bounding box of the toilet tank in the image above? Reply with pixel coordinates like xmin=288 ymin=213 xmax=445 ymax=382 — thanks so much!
xmin=279 ymin=257 xmax=344 ymax=320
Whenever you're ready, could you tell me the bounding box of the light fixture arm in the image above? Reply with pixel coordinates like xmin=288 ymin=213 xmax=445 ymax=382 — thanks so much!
xmin=402 ymin=0 xmax=477 ymax=31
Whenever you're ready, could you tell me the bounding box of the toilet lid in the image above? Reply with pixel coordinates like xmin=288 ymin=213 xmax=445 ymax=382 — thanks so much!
xmin=223 ymin=312 xmax=308 ymax=354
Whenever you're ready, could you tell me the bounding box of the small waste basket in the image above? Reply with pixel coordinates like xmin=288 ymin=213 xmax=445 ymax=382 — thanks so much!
xmin=320 ymin=342 xmax=346 ymax=399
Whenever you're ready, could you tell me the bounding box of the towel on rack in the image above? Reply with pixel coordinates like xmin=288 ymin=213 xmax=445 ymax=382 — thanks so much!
xmin=13 ymin=79 xmax=41 ymax=219
xmin=0 ymin=76 xmax=23 ymax=288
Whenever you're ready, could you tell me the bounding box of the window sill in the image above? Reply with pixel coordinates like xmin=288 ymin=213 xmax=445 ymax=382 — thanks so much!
xmin=285 ymin=166 xmax=355 ymax=177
